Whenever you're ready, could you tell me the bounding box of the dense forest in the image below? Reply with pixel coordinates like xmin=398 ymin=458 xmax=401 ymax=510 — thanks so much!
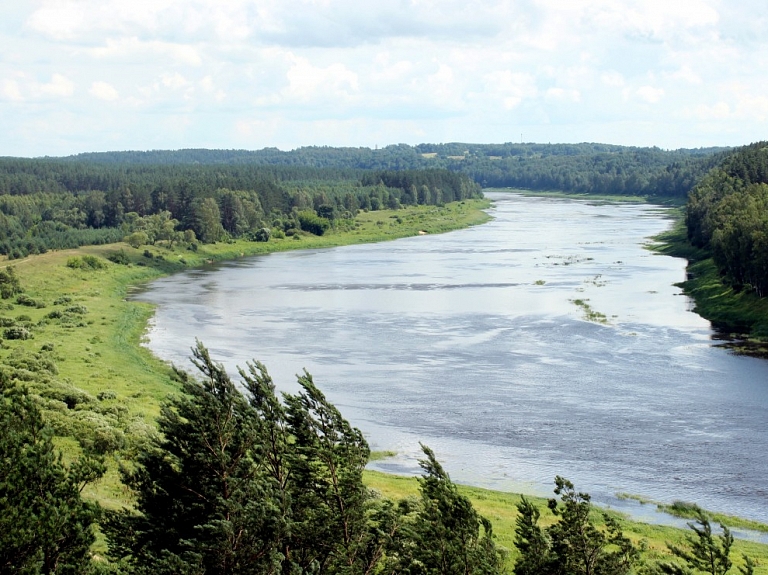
xmin=61 ymin=142 xmax=725 ymax=198
xmin=0 ymin=142 xmax=728 ymax=259
xmin=685 ymin=142 xmax=768 ymax=298
xmin=0 ymin=159 xmax=481 ymax=258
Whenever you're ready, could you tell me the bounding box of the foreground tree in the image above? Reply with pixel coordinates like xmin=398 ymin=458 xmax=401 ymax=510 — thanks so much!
xmin=387 ymin=444 xmax=506 ymax=575
xmin=0 ymin=382 xmax=104 ymax=575
xmin=658 ymin=510 xmax=753 ymax=575
xmin=103 ymin=342 xmax=285 ymax=575
xmin=104 ymin=342 xmax=383 ymax=575
xmin=514 ymin=476 xmax=638 ymax=575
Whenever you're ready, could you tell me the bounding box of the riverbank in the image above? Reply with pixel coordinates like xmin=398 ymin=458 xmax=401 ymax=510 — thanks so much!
xmin=651 ymin=220 xmax=768 ymax=354
xmin=0 ymin=199 xmax=490 ymax=509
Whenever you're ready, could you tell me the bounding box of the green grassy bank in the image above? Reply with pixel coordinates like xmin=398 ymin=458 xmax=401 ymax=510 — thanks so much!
xmin=651 ymin=220 xmax=768 ymax=353
xmin=364 ymin=469 xmax=768 ymax=573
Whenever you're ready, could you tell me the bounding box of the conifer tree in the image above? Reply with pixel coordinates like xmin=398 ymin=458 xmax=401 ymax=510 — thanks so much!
xmin=387 ymin=444 xmax=506 ymax=575
xmin=0 ymin=382 xmax=103 ymax=575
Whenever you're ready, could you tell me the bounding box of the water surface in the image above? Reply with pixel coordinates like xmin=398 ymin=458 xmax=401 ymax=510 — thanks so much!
xmin=134 ymin=193 xmax=768 ymax=524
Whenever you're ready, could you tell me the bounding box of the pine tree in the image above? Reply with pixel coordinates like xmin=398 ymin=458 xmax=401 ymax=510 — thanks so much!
xmin=388 ymin=444 xmax=506 ymax=575
xmin=103 ymin=342 xmax=284 ymax=575
xmin=659 ymin=510 xmax=739 ymax=575
xmin=0 ymin=382 xmax=104 ymax=575
xmin=513 ymin=477 xmax=637 ymax=575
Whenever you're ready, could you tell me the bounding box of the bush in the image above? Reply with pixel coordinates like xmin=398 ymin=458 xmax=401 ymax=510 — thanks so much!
xmin=65 ymin=305 xmax=88 ymax=315
xmin=0 ymin=316 xmax=15 ymax=327
xmin=253 ymin=227 xmax=271 ymax=242
xmin=107 ymin=250 xmax=130 ymax=265
xmin=297 ymin=210 xmax=331 ymax=236
xmin=143 ymin=249 xmax=153 ymax=259
xmin=67 ymin=255 xmax=106 ymax=270
xmin=0 ymin=266 xmax=22 ymax=299
xmin=16 ymin=294 xmax=45 ymax=308
xmin=53 ymin=296 xmax=72 ymax=305
xmin=97 ymin=390 xmax=118 ymax=401
xmin=4 ymin=326 xmax=32 ymax=340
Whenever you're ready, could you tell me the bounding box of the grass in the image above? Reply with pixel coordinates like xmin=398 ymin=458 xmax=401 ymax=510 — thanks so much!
xmin=570 ymin=298 xmax=609 ymax=324
xmin=649 ymin=219 xmax=768 ymax=351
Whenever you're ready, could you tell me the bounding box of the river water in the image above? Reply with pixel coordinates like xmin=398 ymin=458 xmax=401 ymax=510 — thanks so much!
xmin=132 ymin=192 xmax=768 ymax=526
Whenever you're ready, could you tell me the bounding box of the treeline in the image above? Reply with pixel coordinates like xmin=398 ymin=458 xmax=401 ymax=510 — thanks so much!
xmin=0 ymin=160 xmax=480 ymax=258
xmin=1 ymin=343 xmax=748 ymax=575
xmin=686 ymin=142 xmax=768 ymax=296
xmin=58 ymin=142 xmax=727 ymax=199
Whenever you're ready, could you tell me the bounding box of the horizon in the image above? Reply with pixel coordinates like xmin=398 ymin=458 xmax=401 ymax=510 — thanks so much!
xmin=3 ymin=140 xmax=738 ymax=161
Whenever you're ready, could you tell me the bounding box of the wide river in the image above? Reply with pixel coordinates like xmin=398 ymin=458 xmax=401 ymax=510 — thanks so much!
xmin=133 ymin=192 xmax=768 ymax=525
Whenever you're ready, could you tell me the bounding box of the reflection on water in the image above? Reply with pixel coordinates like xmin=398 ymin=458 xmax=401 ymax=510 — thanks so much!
xmin=133 ymin=193 xmax=768 ymax=525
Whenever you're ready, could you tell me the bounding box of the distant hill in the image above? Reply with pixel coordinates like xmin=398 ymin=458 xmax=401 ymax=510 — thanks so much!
xmin=59 ymin=142 xmax=728 ymax=199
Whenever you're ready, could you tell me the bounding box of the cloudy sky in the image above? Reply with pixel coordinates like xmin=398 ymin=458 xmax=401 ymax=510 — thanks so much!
xmin=1 ymin=0 xmax=767 ymax=157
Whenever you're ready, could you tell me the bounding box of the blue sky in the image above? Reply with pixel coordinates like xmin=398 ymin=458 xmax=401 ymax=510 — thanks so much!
xmin=2 ymin=0 xmax=767 ymax=156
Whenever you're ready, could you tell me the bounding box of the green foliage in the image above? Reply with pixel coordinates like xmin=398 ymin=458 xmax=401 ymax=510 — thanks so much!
xmin=4 ymin=326 xmax=33 ymax=340
xmin=251 ymin=227 xmax=271 ymax=242
xmin=0 ymin=383 xmax=105 ymax=574
xmin=685 ymin=143 xmax=768 ymax=297
xmin=107 ymin=250 xmax=130 ymax=265
xmin=0 ymin=266 xmax=22 ymax=299
xmin=658 ymin=510 xmax=741 ymax=575
xmin=297 ymin=210 xmax=331 ymax=236
xmin=386 ymin=443 xmax=506 ymax=574
xmin=66 ymin=255 xmax=107 ymax=270
xmin=513 ymin=476 xmax=638 ymax=575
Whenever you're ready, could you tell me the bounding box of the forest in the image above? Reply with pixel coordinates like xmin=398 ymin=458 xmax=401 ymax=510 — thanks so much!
xmin=685 ymin=142 xmax=768 ymax=300
xmin=0 ymin=159 xmax=481 ymax=258
xmin=61 ymin=142 xmax=725 ymax=198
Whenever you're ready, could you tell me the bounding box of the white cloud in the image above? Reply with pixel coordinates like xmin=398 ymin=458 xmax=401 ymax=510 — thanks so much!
xmin=282 ymin=55 xmax=359 ymax=104
xmin=1 ymin=79 xmax=24 ymax=102
xmin=636 ymin=86 xmax=664 ymax=104
xmin=38 ymin=74 xmax=75 ymax=98
xmin=90 ymin=81 xmax=119 ymax=101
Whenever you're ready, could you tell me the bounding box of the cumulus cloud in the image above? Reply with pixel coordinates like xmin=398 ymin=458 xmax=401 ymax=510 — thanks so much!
xmin=90 ymin=81 xmax=119 ymax=101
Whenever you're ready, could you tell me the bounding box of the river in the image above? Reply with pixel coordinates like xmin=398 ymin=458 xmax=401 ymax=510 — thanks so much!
xmin=132 ymin=192 xmax=768 ymax=526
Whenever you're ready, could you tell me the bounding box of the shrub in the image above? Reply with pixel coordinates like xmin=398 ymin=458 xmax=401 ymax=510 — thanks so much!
xmin=0 ymin=266 xmax=22 ymax=299
xmin=53 ymin=296 xmax=72 ymax=305
xmin=16 ymin=294 xmax=45 ymax=308
xmin=107 ymin=250 xmax=130 ymax=265
xmin=4 ymin=326 xmax=32 ymax=340
xmin=65 ymin=305 xmax=88 ymax=315
xmin=81 ymin=255 xmax=106 ymax=269
xmin=143 ymin=249 xmax=153 ymax=259
xmin=0 ymin=316 xmax=15 ymax=327
xmin=97 ymin=390 xmax=118 ymax=401
xmin=253 ymin=227 xmax=272 ymax=242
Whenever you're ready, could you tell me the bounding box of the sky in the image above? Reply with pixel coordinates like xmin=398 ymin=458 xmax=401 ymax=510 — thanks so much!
xmin=1 ymin=0 xmax=768 ymax=157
